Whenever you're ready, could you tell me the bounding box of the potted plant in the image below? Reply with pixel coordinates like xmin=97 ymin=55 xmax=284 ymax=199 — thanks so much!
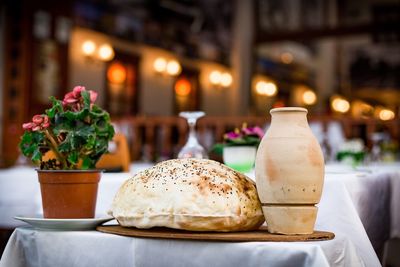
xmin=19 ymin=86 xmax=115 ymax=218
xmin=336 ymin=138 xmax=365 ymax=167
xmin=212 ymin=124 xmax=264 ymax=173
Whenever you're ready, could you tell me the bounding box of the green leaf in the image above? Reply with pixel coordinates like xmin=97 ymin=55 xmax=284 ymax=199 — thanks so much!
xmin=67 ymin=151 xmax=79 ymax=165
xmin=31 ymin=148 xmax=42 ymax=162
xmin=210 ymin=143 xmax=224 ymax=156
xmin=19 ymin=132 xmax=45 ymax=163
xmin=81 ymin=90 xmax=91 ymax=109
xmin=58 ymin=133 xmax=73 ymax=152
xmin=76 ymin=125 xmax=94 ymax=137
xmin=64 ymin=109 xmax=88 ymax=121
xmin=89 ymin=105 xmax=107 ymax=118
xmin=20 ymin=132 xmax=33 ymax=146
xmin=81 ymin=156 xmax=93 ymax=170
xmin=46 ymin=97 xmax=63 ymax=119
xmin=83 ymin=134 xmax=96 ymax=150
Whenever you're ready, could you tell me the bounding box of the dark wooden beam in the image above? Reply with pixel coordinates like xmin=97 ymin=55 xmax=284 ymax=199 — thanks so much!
xmin=255 ymin=23 xmax=398 ymax=44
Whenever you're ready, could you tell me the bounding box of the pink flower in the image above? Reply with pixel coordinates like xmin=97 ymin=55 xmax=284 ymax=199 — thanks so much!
xmin=22 ymin=122 xmax=35 ymax=131
xmin=32 ymin=125 xmax=41 ymax=131
xmin=253 ymin=127 xmax=264 ymax=138
xmin=62 ymin=86 xmax=97 ymax=109
xmin=63 ymin=92 xmax=78 ymax=105
xmin=242 ymin=126 xmax=264 ymax=139
xmin=225 ymin=131 xmax=241 ymax=140
xmin=72 ymin=86 xmax=85 ymax=98
xmin=32 ymin=115 xmax=44 ymax=124
xmin=22 ymin=115 xmax=50 ymax=132
xmin=89 ymin=90 xmax=98 ymax=103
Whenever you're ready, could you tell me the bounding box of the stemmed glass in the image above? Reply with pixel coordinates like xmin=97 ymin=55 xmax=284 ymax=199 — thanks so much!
xmin=177 ymin=111 xmax=208 ymax=159
xmin=370 ymin=132 xmax=384 ymax=163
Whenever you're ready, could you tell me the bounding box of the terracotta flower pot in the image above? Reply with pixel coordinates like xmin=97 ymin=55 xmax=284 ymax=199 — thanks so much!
xmin=37 ymin=170 xmax=101 ymax=219
xmin=255 ymin=107 xmax=324 ymax=234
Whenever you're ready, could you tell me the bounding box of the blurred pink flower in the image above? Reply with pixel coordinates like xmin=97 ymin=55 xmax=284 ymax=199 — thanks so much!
xmin=242 ymin=126 xmax=264 ymax=139
xmin=72 ymin=86 xmax=85 ymax=98
xmin=32 ymin=115 xmax=44 ymax=124
xmin=22 ymin=122 xmax=35 ymax=131
xmin=89 ymin=90 xmax=98 ymax=103
xmin=22 ymin=115 xmax=50 ymax=132
xmin=63 ymin=92 xmax=78 ymax=105
xmin=225 ymin=131 xmax=241 ymax=140
xmin=62 ymin=86 xmax=97 ymax=109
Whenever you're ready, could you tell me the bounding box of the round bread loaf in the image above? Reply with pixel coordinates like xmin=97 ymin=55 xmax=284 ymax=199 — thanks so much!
xmin=109 ymin=158 xmax=264 ymax=232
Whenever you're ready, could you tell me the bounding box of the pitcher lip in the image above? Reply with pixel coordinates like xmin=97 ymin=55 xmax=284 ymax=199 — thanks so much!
xmin=270 ymin=107 xmax=308 ymax=114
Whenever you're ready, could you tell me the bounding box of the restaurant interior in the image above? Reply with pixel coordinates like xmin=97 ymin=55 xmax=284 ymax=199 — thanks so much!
xmin=0 ymin=0 xmax=399 ymax=266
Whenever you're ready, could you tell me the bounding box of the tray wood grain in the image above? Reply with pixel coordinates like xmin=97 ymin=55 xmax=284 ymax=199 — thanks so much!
xmin=97 ymin=225 xmax=334 ymax=242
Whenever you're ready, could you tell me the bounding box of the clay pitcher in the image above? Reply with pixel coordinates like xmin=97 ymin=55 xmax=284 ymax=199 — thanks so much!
xmin=255 ymin=107 xmax=324 ymax=234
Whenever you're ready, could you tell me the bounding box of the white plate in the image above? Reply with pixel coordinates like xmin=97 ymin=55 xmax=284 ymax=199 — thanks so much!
xmin=14 ymin=216 xmax=114 ymax=231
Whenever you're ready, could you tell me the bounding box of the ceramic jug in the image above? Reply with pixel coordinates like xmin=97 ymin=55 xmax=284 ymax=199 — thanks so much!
xmin=255 ymin=107 xmax=324 ymax=234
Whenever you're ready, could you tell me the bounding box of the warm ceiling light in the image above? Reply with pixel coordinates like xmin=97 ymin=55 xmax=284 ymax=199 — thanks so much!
xmin=220 ymin=72 xmax=232 ymax=87
xmin=175 ymin=78 xmax=191 ymax=97
xmin=256 ymin=81 xmax=277 ymax=96
xmin=82 ymin=40 xmax=96 ymax=56
xmin=166 ymin=60 xmax=181 ymax=76
xmin=302 ymin=90 xmax=317 ymax=105
xmin=209 ymin=71 xmax=222 ymax=85
xmin=153 ymin=57 xmax=167 ymax=73
xmin=280 ymin=52 xmax=293 ymax=64
xmin=331 ymin=97 xmax=350 ymax=113
xmin=265 ymin=82 xmax=277 ymax=96
xmin=255 ymin=81 xmax=267 ymax=95
xmin=98 ymin=44 xmax=114 ymax=61
xmin=379 ymin=109 xmax=395 ymax=121
xmin=107 ymin=62 xmax=126 ymax=84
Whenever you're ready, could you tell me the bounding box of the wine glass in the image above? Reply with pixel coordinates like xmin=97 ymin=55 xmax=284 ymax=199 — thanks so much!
xmin=370 ymin=132 xmax=384 ymax=163
xmin=177 ymin=111 xmax=208 ymax=159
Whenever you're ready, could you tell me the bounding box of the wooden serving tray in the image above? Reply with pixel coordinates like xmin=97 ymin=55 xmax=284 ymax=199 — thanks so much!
xmin=97 ymin=225 xmax=334 ymax=242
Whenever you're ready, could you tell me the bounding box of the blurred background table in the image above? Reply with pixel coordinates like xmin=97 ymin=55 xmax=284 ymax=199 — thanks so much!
xmin=325 ymin=163 xmax=400 ymax=256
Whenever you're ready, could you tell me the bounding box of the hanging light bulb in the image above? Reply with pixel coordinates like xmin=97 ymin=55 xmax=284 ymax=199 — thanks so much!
xmin=220 ymin=72 xmax=232 ymax=87
xmin=378 ymin=108 xmax=395 ymax=121
xmin=166 ymin=60 xmax=181 ymax=76
xmin=81 ymin=40 xmax=96 ymax=57
xmin=302 ymin=90 xmax=317 ymax=105
xmin=209 ymin=71 xmax=222 ymax=85
xmin=98 ymin=44 xmax=114 ymax=61
xmin=331 ymin=96 xmax=350 ymax=113
xmin=153 ymin=57 xmax=167 ymax=73
xmin=255 ymin=81 xmax=277 ymax=96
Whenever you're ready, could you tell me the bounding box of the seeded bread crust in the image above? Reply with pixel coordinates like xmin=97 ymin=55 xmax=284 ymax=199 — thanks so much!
xmin=109 ymin=158 xmax=264 ymax=232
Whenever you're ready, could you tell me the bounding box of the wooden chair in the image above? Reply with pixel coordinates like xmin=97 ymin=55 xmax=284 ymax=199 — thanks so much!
xmin=96 ymin=133 xmax=131 ymax=172
xmin=112 ymin=116 xmax=400 ymax=162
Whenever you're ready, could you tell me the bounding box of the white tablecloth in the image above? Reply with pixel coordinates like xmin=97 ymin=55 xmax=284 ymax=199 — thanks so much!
xmin=0 ymin=227 xmax=362 ymax=267
xmin=1 ymin=162 xmax=399 ymax=267
xmin=325 ymin=163 xmax=400 ymax=256
xmin=0 ymin=178 xmax=375 ymax=267
xmin=0 ymin=163 xmax=152 ymax=228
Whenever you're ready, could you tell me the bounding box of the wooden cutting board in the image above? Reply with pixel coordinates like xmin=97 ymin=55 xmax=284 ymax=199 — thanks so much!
xmin=97 ymin=225 xmax=335 ymax=242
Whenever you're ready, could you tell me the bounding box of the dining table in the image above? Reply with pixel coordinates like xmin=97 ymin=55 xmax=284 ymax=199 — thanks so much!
xmin=0 ymin=161 xmax=399 ymax=267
